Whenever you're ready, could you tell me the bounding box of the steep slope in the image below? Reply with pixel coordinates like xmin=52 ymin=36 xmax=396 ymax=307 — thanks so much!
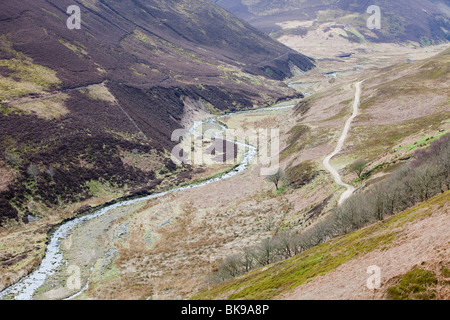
xmin=0 ymin=0 xmax=314 ymax=88
xmin=193 ymin=191 xmax=449 ymax=300
xmin=0 ymin=0 xmax=314 ymax=226
xmin=214 ymin=0 xmax=450 ymax=44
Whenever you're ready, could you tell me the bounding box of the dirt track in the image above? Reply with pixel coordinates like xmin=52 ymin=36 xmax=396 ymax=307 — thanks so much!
xmin=323 ymin=81 xmax=362 ymax=205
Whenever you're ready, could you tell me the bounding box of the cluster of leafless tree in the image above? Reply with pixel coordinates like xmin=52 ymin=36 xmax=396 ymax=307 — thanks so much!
xmin=210 ymin=134 xmax=449 ymax=283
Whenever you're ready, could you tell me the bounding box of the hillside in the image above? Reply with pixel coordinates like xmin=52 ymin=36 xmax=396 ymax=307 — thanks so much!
xmin=214 ymin=0 xmax=450 ymax=44
xmin=0 ymin=1 xmax=448 ymax=302
xmin=0 ymin=44 xmax=444 ymax=300
xmin=193 ymin=191 xmax=449 ymax=300
xmin=283 ymin=47 xmax=450 ymax=171
xmin=189 ymin=47 xmax=450 ymax=300
xmin=0 ymin=0 xmax=315 ymax=227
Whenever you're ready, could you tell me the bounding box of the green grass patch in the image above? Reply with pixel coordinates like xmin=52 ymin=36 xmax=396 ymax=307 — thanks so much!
xmin=0 ymin=105 xmax=12 ymax=115
xmin=386 ymin=268 xmax=438 ymax=300
xmin=86 ymin=180 xmax=119 ymax=198
xmin=274 ymin=184 xmax=288 ymax=195
xmin=441 ymin=266 xmax=450 ymax=278
xmin=323 ymin=100 xmax=352 ymax=122
xmin=264 ymin=68 xmax=274 ymax=78
xmin=346 ymin=28 xmax=365 ymax=41
xmin=0 ymin=55 xmax=61 ymax=102
xmin=402 ymin=131 xmax=447 ymax=153
xmin=41 ymin=8 xmax=62 ymax=20
xmin=285 ymin=125 xmax=309 ymax=147
xmin=58 ymin=39 xmax=88 ymax=59
xmin=193 ymin=226 xmax=396 ymax=300
xmin=347 ymin=112 xmax=449 ymax=160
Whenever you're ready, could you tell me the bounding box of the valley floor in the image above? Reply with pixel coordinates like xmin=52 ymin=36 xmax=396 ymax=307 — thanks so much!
xmin=1 ymin=42 xmax=449 ymax=300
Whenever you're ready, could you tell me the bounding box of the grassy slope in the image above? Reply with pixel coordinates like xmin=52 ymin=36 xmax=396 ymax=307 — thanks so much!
xmin=190 ymin=47 xmax=450 ymax=301
xmin=192 ymin=190 xmax=449 ymax=300
xmin=343 ymin=48 xmax=450 ymax=162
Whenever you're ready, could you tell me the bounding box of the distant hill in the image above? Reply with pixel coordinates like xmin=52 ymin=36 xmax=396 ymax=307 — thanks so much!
xmin=213 ymin=0 xmax=450 ymax=44
xmin=0 ymin=0 xmax=314 ymax=226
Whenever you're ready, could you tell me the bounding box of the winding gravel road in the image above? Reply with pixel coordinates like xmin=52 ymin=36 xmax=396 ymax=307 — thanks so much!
xmin=323 ymin=81 xmax=363 ymax=205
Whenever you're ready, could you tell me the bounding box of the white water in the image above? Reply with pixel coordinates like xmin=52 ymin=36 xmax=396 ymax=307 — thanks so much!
xmin=323 ymin=81 xmax=362 ymax=205
xmin=0 ymin=104 xmax=294 ymax=300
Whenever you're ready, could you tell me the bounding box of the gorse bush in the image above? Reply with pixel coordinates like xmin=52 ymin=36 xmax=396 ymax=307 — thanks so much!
xmin=211 ymin=134 xmax=450 ymax=282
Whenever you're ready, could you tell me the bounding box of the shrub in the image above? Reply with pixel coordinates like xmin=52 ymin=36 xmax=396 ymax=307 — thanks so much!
xmin=27 ymin=163 xmax=40 ymax=181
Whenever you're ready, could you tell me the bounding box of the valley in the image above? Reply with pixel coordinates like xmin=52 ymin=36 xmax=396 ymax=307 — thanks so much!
xmin=2 ymin=42 xmax=448 ymax=300
xmin=0 ymin=0 xmax=449 ymax=301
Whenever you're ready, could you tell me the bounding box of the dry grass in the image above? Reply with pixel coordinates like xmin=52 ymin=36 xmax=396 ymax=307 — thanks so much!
xmin=0 ymin=37 xmax=61 ymax=102
xmin=83 ymin=193 xmax=295 ymax=299
xmin=119 ymin=149 xmax=164 ymax=174
xmin=11 ymin=94 xmax=69 ymax=120
xmin=0 ymin=162 xmax=14 ymax=192
xmin=50 ymin=106 xmax=337 ymax=300
xmin=0 ymin=222 xmax=49 ymax=290
xmin=80 ymin=84 xmax=116 ymax=103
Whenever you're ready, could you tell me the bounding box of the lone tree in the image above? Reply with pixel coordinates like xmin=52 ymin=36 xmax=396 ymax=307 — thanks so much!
xmin=349 ymin=159 xmax=368 ymax=179
xmin=265 ymin=169 xmax=286 ymax=190
xmin=45 ymin=166 xmax=56 ymax=181
xmin=27 ymin=163 xmax=40 ymax=181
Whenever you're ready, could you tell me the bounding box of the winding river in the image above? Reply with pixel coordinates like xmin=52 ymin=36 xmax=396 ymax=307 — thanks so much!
xmin=0 ymin=103 xmax=295 ymax=300
xmin=0 ymin=80 xmax=363 ymax=300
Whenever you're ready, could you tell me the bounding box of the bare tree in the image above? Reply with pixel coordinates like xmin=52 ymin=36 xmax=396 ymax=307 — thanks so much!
xmin=218 ymin=254 xmax=243 ymax=278
xmin=409 ymin=165 xmax=439 ymax=202
xmin=27 ymin=163 xmax=40 ymax=181
xmin=45 ymin=166 xmax=56 ymax=181
xmin=208 ymin=134 xmax=450 ymax=285
xmin=254 ymin=238 xmax=278 ymax=266
xmin=265 ymin=169 xmax=286 ymax=190
xmin=265 ymin=213 xmax=276 ymax=231
xmin=369 ymin=185 xmax=388 ymax=221
xmin=241 ymin=247 xmax=256 ymax=273
xmin=273 ymin=231 xmax=295 ymax=259
xmin=291 ymin=231 xmax=308 ymax=255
